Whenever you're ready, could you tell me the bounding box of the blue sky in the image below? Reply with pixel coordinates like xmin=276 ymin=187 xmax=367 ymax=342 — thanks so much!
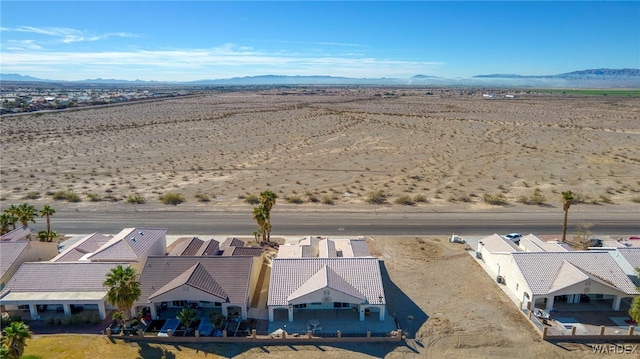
xmin=1 ymin=1 xmax=638 ymax=81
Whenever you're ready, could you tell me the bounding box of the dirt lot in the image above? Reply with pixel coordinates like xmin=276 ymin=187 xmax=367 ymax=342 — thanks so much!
xmin=1 ymin=89 xmax=639 ymax=209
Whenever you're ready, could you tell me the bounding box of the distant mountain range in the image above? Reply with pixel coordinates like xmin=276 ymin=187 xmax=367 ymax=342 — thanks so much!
xmin=2 ymin=68 xmax=639 ymax=87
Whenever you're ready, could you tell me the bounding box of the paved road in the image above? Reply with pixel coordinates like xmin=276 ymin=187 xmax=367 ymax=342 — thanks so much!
xmin=32 ymin=207 xmax=640 ymax=237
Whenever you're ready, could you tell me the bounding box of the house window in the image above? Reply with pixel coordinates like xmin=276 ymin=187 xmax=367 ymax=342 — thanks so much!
xmin=172 ymin=300 xmax=186 ymax=307
xmin=323 ymin=290 xmax=330 ymax=295
xmin=310 ymin=302 xmax=322 ymax=306
xmin=214 ymin=302 xmax=222 ymax=307
xmin=293 ymin=304 xmax=307 ymax=309
xmin=333 ymin=302 xmax=350 ymax=308
xmin=516 ymin=283 xmax=519 ymax=291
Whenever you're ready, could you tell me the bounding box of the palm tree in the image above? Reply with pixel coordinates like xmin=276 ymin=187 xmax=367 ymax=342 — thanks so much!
xmin=0 ymin=212 xmax=13 ymax=235
xmin=39 ymin=205 xmax=56 ymax=238
xmin=176 ymin=307 xmax=198 ymax=331
xmin=260 ymin=190 xmax=277 ymax=212
xmin=630 ymin=269 xmax=640 ymax=323
xmin=103 ymin=265 xmax=142 ymax=321
xmin=5 ymin=204 xmax=19 ymax=230
xmin=252 ymin=205 xmax=269 ymax=243
xmin=561 ymin=190 xmax=574 ymax=242
xmin=1 ymin=321 xmax=32 ymax=359
xmin=15 ymin=203 xmax=37 ymax=227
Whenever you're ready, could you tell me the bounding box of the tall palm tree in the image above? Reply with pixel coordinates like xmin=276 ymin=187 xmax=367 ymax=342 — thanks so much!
xmin=1 ymin=321 xmax=32 ymax=359
xmin=103 ymin=265 xmax=142 ymax=321
xmin=561 ymin=190 xmax=574 ymax=242
xmin=39 ymin=205 xmax=56 ymax=236
xmin=15 ymin=203 xmax=37 ymax=227
xmin=260 ymin=190 xmax=277 ymax=212
xmin=252 ymin=205 xmax=269 ymax=243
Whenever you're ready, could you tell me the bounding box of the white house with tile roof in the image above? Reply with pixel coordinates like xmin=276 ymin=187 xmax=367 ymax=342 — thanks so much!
xmin=52 ymin=228 xmax=166 ymax=270
xmin=268 ymin=254 xmax=386 ymax=322
xmin=477 ymin=234 xmax=638 ymax=313
xmin=134 ymin=256 xmax=261 ymax=320
xmin=0 ymin=262 xmax=129 ymax=320
xmin=0 ymin=241 xmax=58 ymax=289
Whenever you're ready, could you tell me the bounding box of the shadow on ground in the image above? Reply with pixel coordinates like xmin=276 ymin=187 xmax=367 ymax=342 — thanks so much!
xmin=379 ymin=261 xmax=428 ymax=340
xmin=137 ymin=341 xmax=176 ymax=359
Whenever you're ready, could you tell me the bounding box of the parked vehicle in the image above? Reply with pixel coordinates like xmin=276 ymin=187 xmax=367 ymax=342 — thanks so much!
xmin=504 ymin=233 xmax=522 ymax=242
xmin=449 ymin=234 xmax=466 ymax=244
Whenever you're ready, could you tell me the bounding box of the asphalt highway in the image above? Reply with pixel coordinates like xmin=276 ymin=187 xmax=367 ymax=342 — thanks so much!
xmin=32 ymin=207 xmax=639 ymax=237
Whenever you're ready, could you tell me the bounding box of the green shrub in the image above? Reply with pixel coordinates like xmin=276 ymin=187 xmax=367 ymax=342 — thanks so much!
xmin=23 ymin=191 xmax=41 ymax=200
xmin=126 ymin=194 xmax=146 ymax=204
xmin=52 ymin=189 xmax=81 ymax=202
xmin=70 ymin=314 xmax=82 ymax=325
xmin=87 ymin=193 xmax=102 ymax=202
xmin=414 ymin=194 xmax=428 ymax=203
xmin=518 ymin=188 xmax=547 ymax=205
xmin=366 ymin=190 xmax=387 ymax=204
xmin=395 ymin=195 xmax=414 ymax=206
xmin=321 ymin=196 xmax=335 ymax=205
xmin=159 ymin=192 xmax=185 ymax=205
xmin=244 ymin=194 xmax=260 ymax=204
xmin=286 ymin=195 xmax=304 ymax=204
xmin=483 ymin=193 xmax=508 ymax=205
xmin=195 ymin=193 xmax=211 ymax=202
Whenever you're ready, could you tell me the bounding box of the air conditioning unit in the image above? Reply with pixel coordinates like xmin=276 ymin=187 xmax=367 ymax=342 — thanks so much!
xmin=496 ymin=275 xmax=504 ymax=284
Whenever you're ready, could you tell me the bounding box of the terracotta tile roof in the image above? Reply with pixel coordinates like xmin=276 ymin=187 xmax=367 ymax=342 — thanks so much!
xmin=512 ymin=252 xmax=637 ymax=295
xmin=0 ymin=226 xmax=31 ymax=241
xmin=88 ymin=228 xmax=166 ymax=262
xmin=0 ymin=262 xmax=128 ymax=297
xmin=287 ymin=265 xmax=366 ymax=303
xmin=52 ymin=233 xmax=111 ymax=262
xmin=0 ymin=241 xmax=29 ymax=278
xmin=196 ymin=240 xmax=220 ymax=256
xmin=617 ymin=248 xmax=640 ymax=270
xmin=268 ymin=257 xmax=385 ymax=306
xmin=519 ymin=234 xmax=572 ymax=252
xmin=138 ymin=256 xmax=253 ymax=304
xmin=220 ymin=237 xmax=245 ymax=252
xmin=223 ymin=247 xmax=263 ymax=257
xmin=149 ymin=263 xmax=228 ymax=300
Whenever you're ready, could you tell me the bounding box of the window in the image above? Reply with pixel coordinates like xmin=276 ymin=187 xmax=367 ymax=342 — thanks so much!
xmin=333 ymin=302 xmax=350 ymax=308
xmin=311 ymin=302 xmax=322 ymax=306
xmin=214 ymin=302 xmax=222 ymax=307
xmin=323 ymin=290 xmax=330 ymax=295
xmin=293 ymin=304 xmax=307 ymax=309
xmin=172 ymin=300 xmax=186 ymax=307
xmin=516 ymin=283 xmax=519 ymax=291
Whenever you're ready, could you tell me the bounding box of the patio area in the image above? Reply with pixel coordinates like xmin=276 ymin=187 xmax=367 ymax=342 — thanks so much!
xmin=267 ymin=308 xmax=397 ymax=337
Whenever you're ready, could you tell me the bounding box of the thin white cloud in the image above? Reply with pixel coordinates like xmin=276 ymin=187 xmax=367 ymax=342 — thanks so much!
xmin=5 ymin=39 xmax=42 ymax=50
xmin=0 ymin=43 xmax=444 ymax=80
xmin=4 ymin=26 xmax=139 ymax=44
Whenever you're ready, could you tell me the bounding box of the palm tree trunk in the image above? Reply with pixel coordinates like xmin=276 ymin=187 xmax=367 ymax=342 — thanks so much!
xmin=562 ymin=209 xmax=568 ymax=242
xmin=46 ymin=215 xmax=51 ymax=234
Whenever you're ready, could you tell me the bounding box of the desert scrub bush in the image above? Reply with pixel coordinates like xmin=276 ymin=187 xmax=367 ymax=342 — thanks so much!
xmin=632 ymin=196 xmax=640 ymax=203
xmin=243 ymin=194 xmax=260 ymax=204
xmin=598 ymin=194 xmax=614 ymax=204
xmin=366 ymin=190 xmax=387 ymax=204
xmin=483 ymin=193 xmax=508 ymax=205
xmin=321 ymin=196 xmax=335 ymax=205
xmin=286 ymin=195 xmax=305 ymax=204
xmin=23 ymin=191 xmax=41 ymax=200
xmin=395 ymin=195 xmax=414 ymax=205
xmin=126 ymin=194 xmax=146 ymax=204
xmin=159 ymin=192 xmax=185 ymax=205
xmin=87 ymin=193 xmax=102 ymax=202
xmin=448 ymin=194 xmax=472 ymax=203
xmin=518 ymin=188 xmax=547 ymax=205
xmin=52 ymin=189 xmax=81 ymax=202
xmin=195 ymin=193 xmax=211 ymax=202
xmin=308 ymin=194 xmax=319 ymax=203
xmin=414 ymin=194 xmax=428 ymax=203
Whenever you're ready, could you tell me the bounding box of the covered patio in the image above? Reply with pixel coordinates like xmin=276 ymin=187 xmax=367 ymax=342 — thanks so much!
xmin=267 ymin=308 xmax=397 ymax=337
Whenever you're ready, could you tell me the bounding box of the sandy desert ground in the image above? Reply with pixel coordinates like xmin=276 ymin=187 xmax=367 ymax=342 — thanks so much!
xmin=1 ymin=88 xmax=639 ymax=211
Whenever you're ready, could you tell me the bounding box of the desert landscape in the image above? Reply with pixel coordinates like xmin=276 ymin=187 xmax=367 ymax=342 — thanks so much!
xmin=1 ymin=88 xmax=639 ymax=210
